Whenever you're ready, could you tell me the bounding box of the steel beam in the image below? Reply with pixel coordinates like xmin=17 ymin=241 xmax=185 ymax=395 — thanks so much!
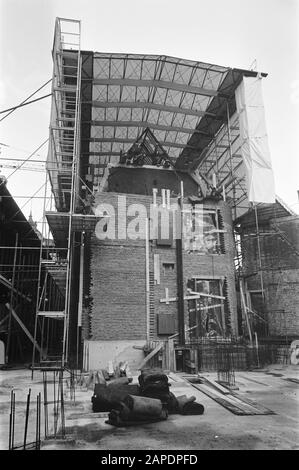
xmin=90 ymin=120 xmax=212 ymax=136
xmin=91 ymin=100 xmax=216 ymax=118
xmin=93 ymin=78 xmax=218 ymax=96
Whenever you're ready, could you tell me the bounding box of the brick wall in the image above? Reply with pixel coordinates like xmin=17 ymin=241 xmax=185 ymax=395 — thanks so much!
xmin=85 ymin=192 xmax=238 ymax=342
xmin=246 ymin=269 xmax=299 ymax=336
xmin=241 ymin=215 xmax=299 ymax=336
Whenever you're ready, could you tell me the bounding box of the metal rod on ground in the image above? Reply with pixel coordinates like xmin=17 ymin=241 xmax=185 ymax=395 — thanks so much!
xmin=23 ymin=388 xmax=31 ymax=449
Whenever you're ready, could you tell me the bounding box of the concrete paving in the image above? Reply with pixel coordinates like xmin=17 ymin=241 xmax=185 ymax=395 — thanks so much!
xmin=0 ymin=364 xmax=298 ymax=450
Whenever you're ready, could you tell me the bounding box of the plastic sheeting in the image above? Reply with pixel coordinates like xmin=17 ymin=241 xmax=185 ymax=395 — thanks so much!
xmin=235 ymin=76 xmax=275 ymax=203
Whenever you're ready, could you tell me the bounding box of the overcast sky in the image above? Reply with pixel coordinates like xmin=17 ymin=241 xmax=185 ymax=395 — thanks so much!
xmin=0 ymin=0 xmax=298 ymax=229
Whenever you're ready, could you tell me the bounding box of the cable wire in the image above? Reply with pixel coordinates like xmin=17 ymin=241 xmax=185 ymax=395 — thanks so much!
xmin=0 ymin=78 xmax=52 ymax=122
xmin=0 ymin=139 xmax=49 ymax=188
xmin=0 ymin=94 xmax=52 ymax=116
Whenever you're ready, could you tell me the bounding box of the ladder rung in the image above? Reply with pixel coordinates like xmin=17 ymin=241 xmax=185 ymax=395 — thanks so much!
xmin=38 ymin=311 xmax=65 ymax=318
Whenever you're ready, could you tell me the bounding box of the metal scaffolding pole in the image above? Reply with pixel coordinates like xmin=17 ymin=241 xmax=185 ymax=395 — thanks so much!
xmin=226 ymin=101 xmax=236 ymax=219
xmin=61 ymin=22 xmax=82 ymax=367
xmin=6 ymin=232 xmax=19 ymax=363
xmin=76 ymin=231 xmax=84 ymax=369
xmin=31 ymin=173 xmax=48 ymax=374
xmin=254 ymin=204 xmax=265 ymax=298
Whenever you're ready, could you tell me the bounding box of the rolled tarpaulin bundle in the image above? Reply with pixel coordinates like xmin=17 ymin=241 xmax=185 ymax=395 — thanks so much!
xmin=176 ymin=394 xmax=204 ymax=415
xmin=138 ymin=369 xmax=169 ymax=387
xmin=124 ymin=394 xmax=164 ymax=418
xmin=107 ymin=377 xmax=133 ymax=387
xmin=106 ymin=407 xmax=168 ymax=427
xmin=91 ymin=383 xmax=140 ymax=412
xmin=141 ymin=381 xmax=170 ymax=395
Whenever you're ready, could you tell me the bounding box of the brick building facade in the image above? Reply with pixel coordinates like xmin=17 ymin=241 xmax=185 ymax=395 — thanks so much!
xmin=82 ymin=178 xmax=238 ymax=368
xmin=237 ymin=201 xmax=299 ymax=337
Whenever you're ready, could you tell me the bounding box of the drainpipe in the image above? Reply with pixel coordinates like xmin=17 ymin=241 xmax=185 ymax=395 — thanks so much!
xmin=176 ymin=181 xmax=185 ymax=347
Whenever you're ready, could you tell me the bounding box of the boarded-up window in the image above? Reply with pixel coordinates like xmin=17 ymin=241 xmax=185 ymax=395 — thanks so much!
xmin=157 ymin=314 xmax=175 ymax=335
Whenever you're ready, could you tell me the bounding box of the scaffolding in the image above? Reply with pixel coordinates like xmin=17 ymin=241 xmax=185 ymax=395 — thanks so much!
xmin=31 ymin=19 xmax=82 ymax=369
xmin=2 ymin=17 xmax=298 ymax=375
xmin=47 ymin=18 xmax=81 ymax=212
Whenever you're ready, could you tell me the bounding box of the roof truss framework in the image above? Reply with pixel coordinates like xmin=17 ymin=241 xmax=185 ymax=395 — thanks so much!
xmin=88 ymin=54 xmax=229 ymax=166
xmin=47 ymin=34 xmax=266 ymax=217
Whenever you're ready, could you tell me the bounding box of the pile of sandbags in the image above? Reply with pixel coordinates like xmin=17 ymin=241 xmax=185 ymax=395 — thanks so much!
xmin=106 ymin=395 xmax=168 ymax=427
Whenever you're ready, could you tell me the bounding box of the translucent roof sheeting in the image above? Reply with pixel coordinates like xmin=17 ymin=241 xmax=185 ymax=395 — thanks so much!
xmin=87 ymin=53 xmax=264 ymax=175
xmin=47 ymin=18 xmax=266 ymax=216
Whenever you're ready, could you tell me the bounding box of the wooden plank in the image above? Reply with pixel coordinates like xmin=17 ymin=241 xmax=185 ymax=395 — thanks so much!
xmin=197 ymin=375 xmax=231 ymax=395
xmin=160 ymin=294 xmax=222 ymax=303
xmin=190 ymin=383 xmax=250 ymax=415
xmin=37 ymin=311 xmax=65 ymax=318
xmin=240 ymin=281 xmax=253 ymax=343
xmin=68 ymin=412 xmax=109 ymax=419
xmin=192 ymin=383 xmax=255 ymax=412
xmin=6 ymin=303 xmax=41 ymax=353
xmin=189 ymin=381 xmax=273 ymax=415
xmin=187 ymin=289 xmax=225 ymax=300
xmin=230 ymin=391 xmax=276 ymax=414
xmin=137 ymin=342 xmax=164 ymax=370
xmin=0 ymin=274 xmax=32 ymax=303
xmin=0 ymin=314 xmax=9 ymax=328
xmin=190 ymin=303 xmax=223 ymax=312
xmin=153 ymin=254 xmax=160 ymax=285
xmin=168 ymin=339 xmax=175 ymax=372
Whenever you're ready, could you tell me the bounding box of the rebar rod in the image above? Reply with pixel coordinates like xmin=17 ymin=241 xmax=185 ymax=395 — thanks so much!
xmin=9 ymin=390 xmax=15 ymax=450
xmin=53 ymin=371 xmax=57 ymax=437
xmin=60 ymin=371 xmax=65 ymax=437
xmin=43 ymin=371 xmax=48 ymax=438
xmin=23 ymin=388 xmax=31 ymax=449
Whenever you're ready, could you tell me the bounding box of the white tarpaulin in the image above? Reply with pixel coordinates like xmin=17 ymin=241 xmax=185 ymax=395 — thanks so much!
xmin=235 ymin=75 xmax=275 ymax=203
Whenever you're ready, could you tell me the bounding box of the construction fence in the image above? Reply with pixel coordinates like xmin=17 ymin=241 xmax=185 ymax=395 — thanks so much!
xmin=143 ymin=338 xmax=291 ymax=373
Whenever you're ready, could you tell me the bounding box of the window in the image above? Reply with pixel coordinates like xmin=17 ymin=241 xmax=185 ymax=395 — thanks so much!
xmin=183 ymin=207 xmax=224 ymax=254
xmin=162 ymin=262 xmax=175 ymax=275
